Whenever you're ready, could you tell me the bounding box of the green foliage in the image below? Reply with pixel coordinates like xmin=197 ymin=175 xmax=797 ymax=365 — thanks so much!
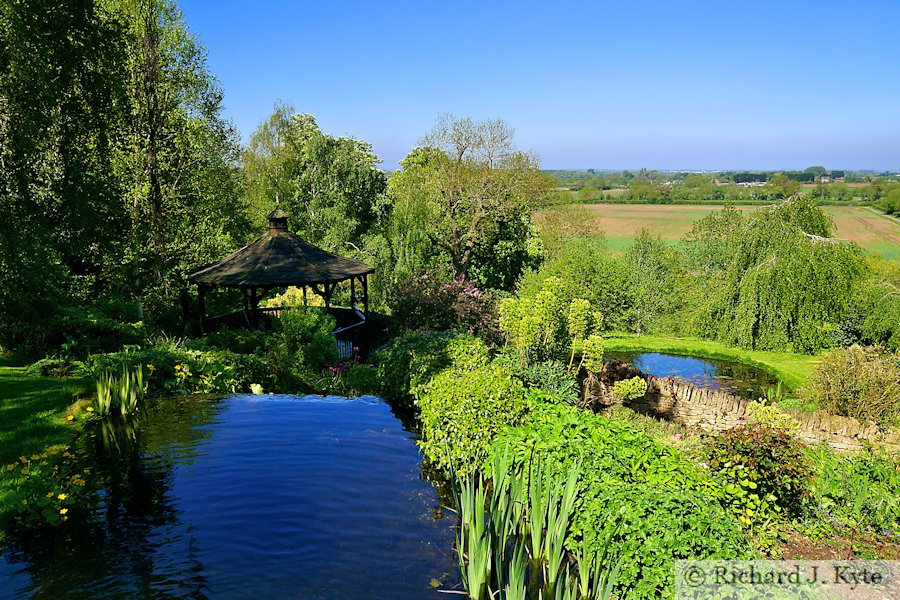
xmin=612 ymin=376 xmax=647 ymax=401
xmin=86 ymin=347 xmax=275 ymax=395
xmin=373 ymin=331 xmax=487 ymax=404
xmin=383 ymin=115 xmax=550 ymax=291
xmin=491 ymin=402 xmax=749 ymax=599
xmin=5 ymin=447 xmax=90 ymax=530
xmin=415 ymin=359 xmax=528 ymax=473
xmin=704 ymin=197 xmax=867 ymax=352
xmin=186 ymin=329 xmax=269 ymax=355
xmin=243 ymin=104 xmax=386 ymax=253
xmin=387 ymin=271 xmax=499 ymax=341
xmin=805 ymin=445 xmax=900 ymax=538
xmin=745 ymin=401 xmax=800 ymax=434
xmin=94 ymin=364 xmax=146 ymax=416
xmin=626 ymin=228 xmax=681 ymax=336
xmin=0 ymin=0 xmax=249 ymax=347
xmin=500 ymin=277 xmax=603 ymax=370
xmin=494 ymin=352 xmax=579 ymax=404
xmin=26 ymin=357 xmax=83 ymax=378
xmin=800 ymin=344 xmax=900 ymax=428
xmin=705 ymin=424 xmax=811 ymax=524
xmin=517 ymin=239 xmax=635 ymax=332
xmin=681 ymin=205 xmax=745 ymax=276
xmin=270 ymin=309 xmax=338 ymax=373
xmin=575 ymin=485 xmax=750 ymax=599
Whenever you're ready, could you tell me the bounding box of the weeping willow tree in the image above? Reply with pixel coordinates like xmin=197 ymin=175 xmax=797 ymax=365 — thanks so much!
xmin=704 ymin=197 xmax=866 ymax=353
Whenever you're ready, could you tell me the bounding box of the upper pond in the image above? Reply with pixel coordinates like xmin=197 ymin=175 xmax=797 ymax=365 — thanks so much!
xmin=606 ymin=351 xmax=780 ymax=400
xmin=0 ymin=395 xmax=457 ymax=599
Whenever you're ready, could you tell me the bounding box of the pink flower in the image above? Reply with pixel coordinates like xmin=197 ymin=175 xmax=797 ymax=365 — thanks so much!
xmin=674 ymin=433 xmax=683 ymax=440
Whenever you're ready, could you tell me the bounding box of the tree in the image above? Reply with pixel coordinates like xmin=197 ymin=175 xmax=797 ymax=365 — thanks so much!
xmin=243 ymin=103 xmax=386 ymax=253
xmin=386 ymin=114 xmax=551 ymax=289
xmin=113 ymin=0 xmax=247 ymax=324
xmin=763 ymin=172 xmax=801 ymax=199
xmin=703 ymin=197 xmax=867 ymax=352
xmin=681 ymin=205 xmax=745 ymax=276
xmin=626 ymin=229 xmax=678 ymax=336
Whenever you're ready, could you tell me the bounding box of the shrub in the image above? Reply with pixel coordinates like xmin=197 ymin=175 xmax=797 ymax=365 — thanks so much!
xmin=612 ymin=376 xmax=648 ymax=401
xmin=705 ymin=423 xmax=811 ymax=523
xmin=387 ymin=271 xmax=499 ymax=341
xmin=745 ymin=400 xmax=800 ymax=434
xmin=499 ymin=355 xmax=579 ymax=404
xmin=490 ymin=401 xmax=749 ymax=599
xmin=270 ymin=308 xmax=338 ymax=372
xmin=186 ymin=329 xmax=268 ymax=354
xmin=26 ymin=357 xmax=82 ymax=378
xmin=574 ymin=484 xmax=751 ymax=599
xmin=372 ymin=331 xmax=486 ymax=404
xmin=415 ymin=360 xmax=528 ymax=473
xmin=800 ymin=344 xmax=900 ymax=429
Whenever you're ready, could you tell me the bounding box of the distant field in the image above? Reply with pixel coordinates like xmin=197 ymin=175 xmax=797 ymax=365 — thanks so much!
xmin=545 ymin=204 xmax=900 ymax=259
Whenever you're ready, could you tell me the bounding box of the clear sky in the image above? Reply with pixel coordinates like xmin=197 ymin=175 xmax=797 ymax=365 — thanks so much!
xmin=179 ymin=0 xmax=900 ymax=171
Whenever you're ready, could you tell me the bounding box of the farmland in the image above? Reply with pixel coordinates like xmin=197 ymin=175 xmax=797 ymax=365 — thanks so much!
xmin=540 ymin=203 xmax=900 ymax=258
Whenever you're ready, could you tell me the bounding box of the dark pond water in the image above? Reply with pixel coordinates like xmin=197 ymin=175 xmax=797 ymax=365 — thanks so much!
xmin=606 ymin=351 xmax=780 ymax=400
xmin=0 ymin=395 xmax=457 ymax=599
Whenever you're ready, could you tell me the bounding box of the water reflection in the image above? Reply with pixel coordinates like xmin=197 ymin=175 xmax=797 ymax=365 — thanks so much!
xmin=1 ymin=395 xmax=456 ymax=599
xmin=606 ymin=352 xmax=780 ymax=400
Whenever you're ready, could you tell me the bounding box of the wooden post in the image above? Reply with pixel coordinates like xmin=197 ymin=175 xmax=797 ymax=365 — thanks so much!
xmin=362 ymin=274 xmax=369 ymax=320
xmin=250 ymin=287 xmax=259 ymax=328
xmin=350 ymin=277 xmax=356 ymax=310
xmin=303 ymin=286 xmax=307 ymax=306
xmin=198 ymin=284 xmax=208 ymax=334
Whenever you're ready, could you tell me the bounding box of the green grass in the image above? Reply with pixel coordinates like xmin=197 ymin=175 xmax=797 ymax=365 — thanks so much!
xmin=0 ymin=366 xmax=91 ymax=533
xmin=602 ymin=333 xmax=819 ymax=391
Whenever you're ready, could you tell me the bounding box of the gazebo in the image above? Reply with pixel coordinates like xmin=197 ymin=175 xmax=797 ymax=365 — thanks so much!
xmin=187 ymin=210 xmax=375 ymax=334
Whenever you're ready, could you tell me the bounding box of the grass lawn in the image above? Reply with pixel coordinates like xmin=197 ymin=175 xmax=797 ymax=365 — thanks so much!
xmin=0 ymin=363 xmax=91 ymax=533
xmin=603 ymin=333 xmax=819 ymax=391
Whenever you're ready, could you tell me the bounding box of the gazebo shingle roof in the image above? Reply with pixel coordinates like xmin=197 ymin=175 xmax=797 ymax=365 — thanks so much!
xmin=187 ymin=212 xmax=374 ymax=288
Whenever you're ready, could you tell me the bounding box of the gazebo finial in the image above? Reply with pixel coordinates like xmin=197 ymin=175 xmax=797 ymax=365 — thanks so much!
xmin=267 ymin=208 xmax=289 ymax=231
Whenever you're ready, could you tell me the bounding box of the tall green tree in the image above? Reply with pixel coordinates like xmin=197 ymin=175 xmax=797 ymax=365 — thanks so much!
xmin=113 ymin=0 xmax=247 ymax=323
xmin=243 ymin=103 xmax=386 ymax=253
xmin=626 ymin=229 xmax=679 ymax=336
xmin=386 ymin=114 xmax=550 ymax=290
xmin=704 ymin=197 xmax=866 ymax=352
xmin=0 ymin=0 xmax=127 ymax=336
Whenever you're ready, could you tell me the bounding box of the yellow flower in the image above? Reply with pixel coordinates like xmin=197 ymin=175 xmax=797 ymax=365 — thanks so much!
xmin=147 ymin=364 xmax=156 ymax=372
xmin=66 ymin=415 xmax=74 ymax=421
xmin=57 ymin=493 xmax=67 ymax=500
xmin=86 ymin=407 xmax=94 ymax=413
xmin=59 ymin=508 xmax=68 ymax=515
xmin=46 ymin=492 xmax=54 ymax=498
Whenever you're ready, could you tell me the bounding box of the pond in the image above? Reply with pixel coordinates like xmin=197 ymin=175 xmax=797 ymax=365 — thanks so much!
xmin=0 ymin=395 xmax=457 ymax=599
xmin=606 ymin=351 xmax=781 ymax=400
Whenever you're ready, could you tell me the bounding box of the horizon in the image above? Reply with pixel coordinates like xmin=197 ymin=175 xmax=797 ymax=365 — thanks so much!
xmin=179 ymin=0 xmax=900 ymax=172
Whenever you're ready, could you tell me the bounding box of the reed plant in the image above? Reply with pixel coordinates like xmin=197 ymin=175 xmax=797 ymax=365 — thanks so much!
xmin=447 ymin=448 xmax=615 ymax=600
xmin=94 ymin=365 xmax=146 ymax=417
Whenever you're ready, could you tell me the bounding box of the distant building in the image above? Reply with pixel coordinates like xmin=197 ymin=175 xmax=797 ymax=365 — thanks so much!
xmin=820 ymin=175 xmax=831 ymax=183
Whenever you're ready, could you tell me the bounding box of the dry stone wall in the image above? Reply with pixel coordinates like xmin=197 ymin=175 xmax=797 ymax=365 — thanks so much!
xmin=592 ymin=373 xmax=900 ymax=454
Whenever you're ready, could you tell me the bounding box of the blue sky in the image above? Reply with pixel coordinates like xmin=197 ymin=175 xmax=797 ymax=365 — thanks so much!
xmin=180 ymin=0 xmax=900 ymax=171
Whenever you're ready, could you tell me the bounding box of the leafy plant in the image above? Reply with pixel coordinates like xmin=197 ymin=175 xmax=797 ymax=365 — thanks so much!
xmin=5 ymin=447 xmax=92 ymax=529
xmin=388 ymin=271 xmax=499 ymax=342
xmin=94 ymin=365 xmax=146 ymax=416
xmin=415 ymin=359 xmax=528 ymax=473
xmin=745 ymin=400 xmax=800 ymax=434
xmin=612 ymin=376 xmax=647 ymax=401
xmin=705 ymin=423 xmax=811 ymax=524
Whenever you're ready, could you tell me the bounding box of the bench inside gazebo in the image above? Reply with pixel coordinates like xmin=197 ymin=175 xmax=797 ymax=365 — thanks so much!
xmin=187 ymin=210 xmax=374 ymax=338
